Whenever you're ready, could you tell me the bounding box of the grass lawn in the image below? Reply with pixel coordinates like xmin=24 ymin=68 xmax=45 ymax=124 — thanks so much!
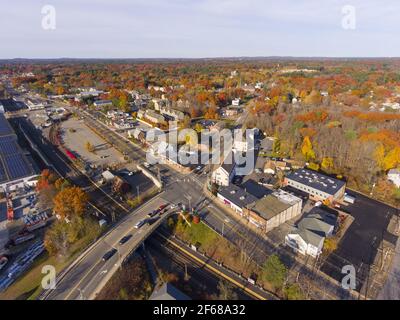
xmin=0 ymin=234 xmax=98 ymax=300
xmin=174 ymin=218 xmax=220 ymax=252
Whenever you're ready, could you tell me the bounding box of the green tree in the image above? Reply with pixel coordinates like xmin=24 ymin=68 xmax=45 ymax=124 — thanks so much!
xmin=261 ymin=254 xmax=287 ymax=291
xmin=284 ymin=283 xmax=305 ymax=300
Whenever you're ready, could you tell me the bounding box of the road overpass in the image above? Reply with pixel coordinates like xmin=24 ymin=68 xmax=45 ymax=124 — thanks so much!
xmin=40 ymin=192 xmax=172 ymax=300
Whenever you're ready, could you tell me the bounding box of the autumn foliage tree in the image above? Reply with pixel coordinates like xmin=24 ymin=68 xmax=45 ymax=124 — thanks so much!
xmin=53 ymin=186 xmax=89 ymax=220
xmin=301 ymin=136 xmax=316 ymax=161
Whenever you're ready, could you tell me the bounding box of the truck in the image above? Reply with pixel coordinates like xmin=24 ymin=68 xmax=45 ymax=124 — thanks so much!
xmin=344 ymin=193 xmax=356 ymax=204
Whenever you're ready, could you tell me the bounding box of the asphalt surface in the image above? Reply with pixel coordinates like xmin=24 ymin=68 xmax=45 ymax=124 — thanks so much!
xmin=321 ymin=189 xmax=399 ymax=292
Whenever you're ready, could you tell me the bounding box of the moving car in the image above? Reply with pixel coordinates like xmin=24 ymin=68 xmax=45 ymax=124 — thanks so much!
xmin=0 ymin=256 xmax=9 ymax=271
xmin=102 ymin=248 xmax=117 ymax=262
xmin=119 ymin=234 xmax=132 ymax=245
xmin=134 ymin=219 xmax=146 ymax=229
xmin=147 ymin=210 xmax=158 ymax=218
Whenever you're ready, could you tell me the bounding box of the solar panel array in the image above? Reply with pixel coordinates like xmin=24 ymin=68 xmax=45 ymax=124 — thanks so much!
xmin=4 ymin=153 xmax=33 ymax=180
xmin=0 ymin=114 xmax=36 ymax=184
xmin=0 ymin=114 xmax=14 ymax=137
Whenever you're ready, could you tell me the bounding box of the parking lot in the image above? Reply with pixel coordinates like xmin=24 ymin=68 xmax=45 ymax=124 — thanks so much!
xmin=321 ymin=190 xmax=399 ymax=293
xmin=62 ymin=117 xmax=126 ymax=168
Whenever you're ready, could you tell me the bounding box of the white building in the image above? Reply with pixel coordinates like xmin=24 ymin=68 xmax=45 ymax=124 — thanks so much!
xmin=388 ymin=169 xmax=400 ymax=188
xmin=94 ymin=100 xmax=113 ymax=108
xmin=26 ymin=98 xmax=46 ymax=110
xmin=285 ymin=169 xmax=346 ymax=202
xmin=285 ymin=207 xmax=338 ymax=258
xmin=232 ymin=98 xmax=241 ymax=106
xmin=232 ymin=129 xmax=256 ymax=153
xmin=285 ymin=229 xmax=324 ymax=258
xmin=211 ymin=152 xmax=236 ymax=187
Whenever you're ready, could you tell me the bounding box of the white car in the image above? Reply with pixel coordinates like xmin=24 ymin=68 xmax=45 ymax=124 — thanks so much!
xmin=170 ymin=204 xmax=177 ymax=210
xmin=134 ymin=219 xmax=146 ymax=229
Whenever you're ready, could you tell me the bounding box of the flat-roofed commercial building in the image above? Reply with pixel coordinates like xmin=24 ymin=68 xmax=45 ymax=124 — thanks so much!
xmin=284 ymin=168 xmax=346 ymax=202
xmin=244 ymin=189 xmax=302 ymax=232
xmin=0 ymin=114 xmax=39 ymax=191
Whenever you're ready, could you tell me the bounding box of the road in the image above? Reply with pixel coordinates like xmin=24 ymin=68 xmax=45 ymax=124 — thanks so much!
xmin=41 ymin=194 xmax=171 ymax=300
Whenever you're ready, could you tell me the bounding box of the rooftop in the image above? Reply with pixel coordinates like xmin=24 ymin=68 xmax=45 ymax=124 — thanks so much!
xmin=286 ymin=168 xmax=346 ymax=195
xmin=150 ymin=283 xmax=191 ymax=300
xmin=294 ymin=227 xmax=325 ymax=248
xmin=0 ymin=114 xmax=36 ymax=185
xmin=248 ymin=190 xmax=301 ymax=220
xmin=220 ymin=151 xmax=235 ymax=175
xmin=218 ymin=184 xmax=258 ymax=209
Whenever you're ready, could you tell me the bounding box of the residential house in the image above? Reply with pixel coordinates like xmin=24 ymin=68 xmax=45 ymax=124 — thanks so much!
xmin=285 ymin=228 xmax=325 ymax=258
xmin=232 ymin=98 xmax=241 ymax=106
xmin=225 ymin=108 xmax=239 ymax=117
xmin=285 ymin=207 xmax=338 ymax=258
xmin=152 ymin=98 xmax=168 ymax=111
xmin=264 ymin=160 xmax=290 ymax=174
xmin=232 ymin=128 xmax=257 ymax=153
xmin=388 ymin=169 xmax=400 ymax=188
xmin=144 ymin=110 xmax=166 ymax=124
xmin=160 ymin=107 xmax=186 ymax=121
xmin=211 ymin=152 xmax=236 ymax=186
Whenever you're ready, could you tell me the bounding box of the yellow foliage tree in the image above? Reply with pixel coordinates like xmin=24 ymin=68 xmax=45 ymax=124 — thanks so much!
xmin=383 ymin=147 xmax=400 ymax=171
xmin=374 ymin=143 xmax=386 ymax=170
xmin=301 ymin=136 xmax=316 ymax=161
xmin=321 ymin=157 xmax=334 ymax=170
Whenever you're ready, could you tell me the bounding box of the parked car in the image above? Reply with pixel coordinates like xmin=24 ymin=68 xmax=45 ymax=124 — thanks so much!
xmin=119 ymin=234 xmax=132 ymax=245
xmin=102 ymin=248 xmax=117 ymax=261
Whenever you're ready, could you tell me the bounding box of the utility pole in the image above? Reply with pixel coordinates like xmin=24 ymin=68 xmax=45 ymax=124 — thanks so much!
xmin=184 ymin=263 xmax=188 ymax=281
xmin=136 ymin=185 xmax=140 ymax=202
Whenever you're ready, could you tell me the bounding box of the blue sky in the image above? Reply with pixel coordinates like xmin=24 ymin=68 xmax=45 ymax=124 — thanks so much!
xmin=1 ymin=0 xmax=399 ymax=58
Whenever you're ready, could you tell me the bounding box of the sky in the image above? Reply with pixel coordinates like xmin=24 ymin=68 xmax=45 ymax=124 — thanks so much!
xmin=1 ymin=0 xmax=399 ymax=59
